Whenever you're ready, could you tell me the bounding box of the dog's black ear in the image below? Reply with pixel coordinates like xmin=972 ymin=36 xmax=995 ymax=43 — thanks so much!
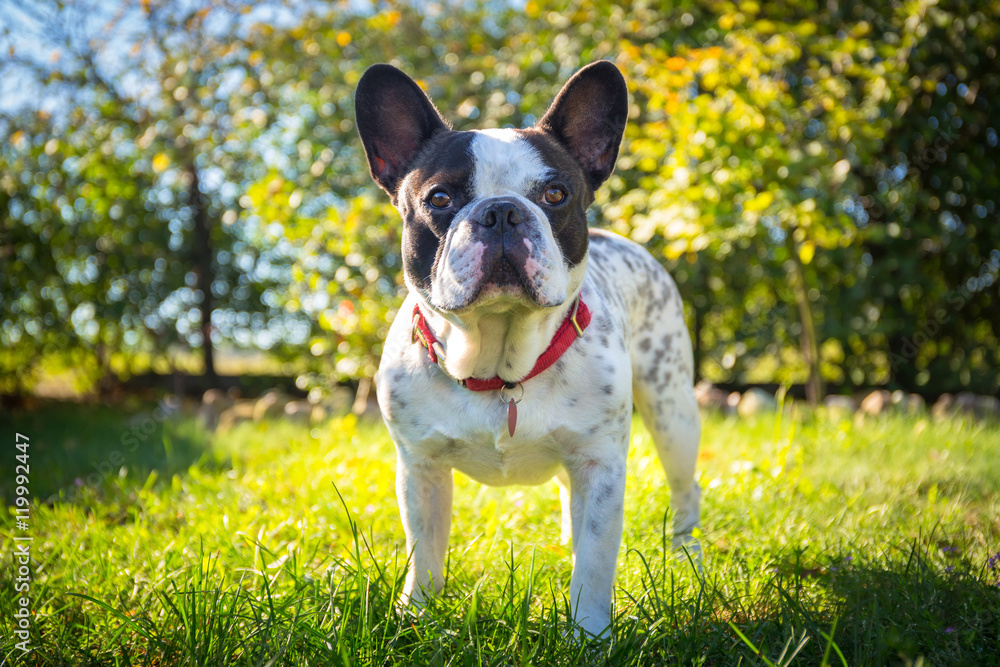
xmin=355 ymin=64 xmax=450 ymax=199
xmin=537 ymin=61 xmax=629 ymax=190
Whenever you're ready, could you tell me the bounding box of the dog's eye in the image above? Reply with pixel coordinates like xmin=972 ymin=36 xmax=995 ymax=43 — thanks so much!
xmin=542 ymin=186 xmax=567 ymax=206
xmin=428 ymin=191 xmax=452 ymax=209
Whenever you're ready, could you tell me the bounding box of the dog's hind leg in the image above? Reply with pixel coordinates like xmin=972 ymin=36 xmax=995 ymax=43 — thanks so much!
xmin=631 ymin=334 xmax=702 ymax=560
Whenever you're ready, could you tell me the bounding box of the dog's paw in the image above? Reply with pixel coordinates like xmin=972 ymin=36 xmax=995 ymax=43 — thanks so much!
xmin=568 ymin=608 xmax=613 ymax=643
xmin=672 ymin=532 xmax=704 ymax=574
xmin=395 ymin=586 xmax=429 ymax=617
xmin=563 ymin=618 xmax=613 ymax=662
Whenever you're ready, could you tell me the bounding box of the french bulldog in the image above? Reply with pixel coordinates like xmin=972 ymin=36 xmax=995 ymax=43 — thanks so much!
xmin=354 ymin=60 xmax=701 ymax=637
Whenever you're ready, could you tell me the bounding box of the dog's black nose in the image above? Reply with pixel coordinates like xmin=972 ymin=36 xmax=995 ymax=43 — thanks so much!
xmin=479 ymin=201 xmax=523 ymax=228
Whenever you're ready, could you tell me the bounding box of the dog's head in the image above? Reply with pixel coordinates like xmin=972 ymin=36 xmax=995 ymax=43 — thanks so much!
xmin=355 ymin=61 xmax=627 ymax=314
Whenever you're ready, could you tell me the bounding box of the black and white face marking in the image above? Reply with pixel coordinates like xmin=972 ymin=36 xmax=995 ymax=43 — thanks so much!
xmin=356 ymin=60 xmax=627 ymax=315
xmin=397 ymin=128 xmax=589 ymax=312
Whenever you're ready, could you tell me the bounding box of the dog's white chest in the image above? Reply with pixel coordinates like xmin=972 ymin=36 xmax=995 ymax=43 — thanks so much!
xmin=377 ymin=296 xmax=635 ymax=487
xmin=384 ymin=381 xmax=578 ymax=486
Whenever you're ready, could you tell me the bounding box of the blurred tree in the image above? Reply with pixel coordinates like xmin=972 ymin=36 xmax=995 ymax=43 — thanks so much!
xmin=0 ymin=0 xmax=293 ymax=393
xmin=1 ymin=107 xmax=166 ymax=393
xmin=619 ymin=4 xmax=917 ymax=403
xmin=852 ymin=0 xmax=1000 ymax=394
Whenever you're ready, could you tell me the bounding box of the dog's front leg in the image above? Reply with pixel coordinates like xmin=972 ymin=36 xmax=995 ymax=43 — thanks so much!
xmin=396 ymin=452 xmax=453 ymax=606
xmin=566 ymin=457 xmax=627 ymax=638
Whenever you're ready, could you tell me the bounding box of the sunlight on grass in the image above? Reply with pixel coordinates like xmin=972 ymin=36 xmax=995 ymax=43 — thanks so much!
xmin=1 ymin=406 xmax=998 ymax=664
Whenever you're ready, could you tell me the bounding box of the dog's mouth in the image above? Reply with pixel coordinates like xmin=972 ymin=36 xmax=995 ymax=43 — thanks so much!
xmin=432 ymin=253 xmax=560 ymax=313
xmin=453 ymin=256 xmax=537 ymax=309
xmin=485 ymin=254 xmax=528 ymax=291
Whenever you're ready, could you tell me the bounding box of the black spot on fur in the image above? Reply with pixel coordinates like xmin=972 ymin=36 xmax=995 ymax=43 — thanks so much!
xmin=594 ymin=481 xmax=616 ymax=504
xmin=441 ymin=438 xmax=461 ymax=457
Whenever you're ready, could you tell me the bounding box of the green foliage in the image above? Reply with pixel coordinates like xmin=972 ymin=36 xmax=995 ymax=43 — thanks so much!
xmin=853 ymin=0 xmax=1000 ymax=392
xmin=1 ymin=406 xmax=998 ymax=662
xmin=0 ymin=1 xmax=295 ymax=392
xmin=2 ymin=0 xmax=998 ymax=394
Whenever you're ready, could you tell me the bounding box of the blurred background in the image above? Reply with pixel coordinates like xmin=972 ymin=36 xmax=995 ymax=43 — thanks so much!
xmin=1 ymin=0 xmax=998 ymax=409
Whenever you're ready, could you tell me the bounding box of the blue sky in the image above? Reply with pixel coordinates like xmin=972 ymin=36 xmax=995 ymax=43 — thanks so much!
xmin=0 ymin=0 xmax=310 ymax=120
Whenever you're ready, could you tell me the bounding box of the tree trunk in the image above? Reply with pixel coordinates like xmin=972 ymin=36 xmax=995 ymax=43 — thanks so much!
xmin=189 ymin=165 xmax=216 ymax=387
xmin=786 ymin=234 xmax=823 ymax=405
xmin=691 ymin=261 xmax=704 ymax=383
xmin=352 ymin=376 xmax=373 ymax=416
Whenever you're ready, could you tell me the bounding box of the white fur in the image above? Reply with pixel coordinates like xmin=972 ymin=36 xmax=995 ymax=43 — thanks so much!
xmin=378 ymin=229 xmax=701 ymax=637
xmin=471 ymin=128 xmax=552 ymax=198
xmin=429 ymin=222 xmax=486 ymax=310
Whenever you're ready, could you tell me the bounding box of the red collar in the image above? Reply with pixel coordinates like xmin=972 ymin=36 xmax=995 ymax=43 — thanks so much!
xmin=411 ymin=297 xmax=592 ymax=391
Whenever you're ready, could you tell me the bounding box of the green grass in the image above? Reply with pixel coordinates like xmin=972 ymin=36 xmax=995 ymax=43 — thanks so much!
xmin=2 ymin=402 xmax=999 ymax=665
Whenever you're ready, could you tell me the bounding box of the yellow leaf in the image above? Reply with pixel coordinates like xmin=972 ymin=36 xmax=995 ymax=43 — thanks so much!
xmin=152 ymin=153 xmax=170 ymax=173
xmin=799 ymin=241 xmax=815 ymax=265
xmin=665 ymin=93 xmax=680 ymax=114
xmin=336 ymin=31 xmax=352 ymax=48
xmin=665 ymin=56 xmax=687 ymax=72
xmin=743 ymin=190 xmax=774 ymax=212
xmin=375 ymin=9 xmax=402 ymax=28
